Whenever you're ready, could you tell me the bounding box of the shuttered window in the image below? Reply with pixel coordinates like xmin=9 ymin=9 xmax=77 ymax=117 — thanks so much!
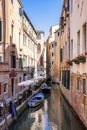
xmin=11 ymin=55 xmax=16 ymax=68
xmin=19 ymin=58 xmax=23 ymax=69
xmin=83 ymin=79 xmax=86 ymax=95
xmin=77 ymin=77 xmax=80 ymax=90
xmin=62 ymin=70 xmax=70 ymax=90
xmin=60 ymin=48 xmax=63 ymax=62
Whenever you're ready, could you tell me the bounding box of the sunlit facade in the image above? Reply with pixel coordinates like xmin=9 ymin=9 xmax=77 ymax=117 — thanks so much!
xmin=59 ymin=0 xmax=87 ymax=127
xmin=46 ymin=25 xmax=59 ymax=80
xmin=0 ymin=0 xmax=37 ymax=100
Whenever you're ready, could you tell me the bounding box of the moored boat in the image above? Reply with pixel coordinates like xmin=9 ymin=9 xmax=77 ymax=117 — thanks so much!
xmin=41 ymin=83 xmax=51 ymax=93
xmin=27 ymin=93 xmax=44 ymax=107
xmin=46 ymin=77 xmax=52 ymax=86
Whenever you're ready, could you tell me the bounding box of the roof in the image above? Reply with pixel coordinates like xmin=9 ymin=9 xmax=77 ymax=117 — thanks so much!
xmin=36 ymin=30 xmax=45 ymax=34
xmin=17 ymin=0 xmax=23 ymax=7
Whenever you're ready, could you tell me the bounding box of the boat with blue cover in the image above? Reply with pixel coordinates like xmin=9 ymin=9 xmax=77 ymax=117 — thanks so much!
xmin=27 ymin=93 xmax=44 ymax=107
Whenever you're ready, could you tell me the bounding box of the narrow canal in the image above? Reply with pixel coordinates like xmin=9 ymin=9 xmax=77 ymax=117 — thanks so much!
xmin=9 ymin=84 xmax=87 ymax=130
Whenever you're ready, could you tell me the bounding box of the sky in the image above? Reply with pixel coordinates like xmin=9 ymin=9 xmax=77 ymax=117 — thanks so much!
xmin=21 ymin=0 xmax=63 ymax=41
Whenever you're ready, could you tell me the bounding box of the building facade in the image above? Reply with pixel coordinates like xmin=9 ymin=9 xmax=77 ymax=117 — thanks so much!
xmin=46 ymin=25 xmax=59 ymax=80
xmin=59 ymin=0 xmax=87 ymax=127
xmin=0 ymin=0 xmax=37 ymax=101
xmin=46 ymin=0 xmax=87 ymax=127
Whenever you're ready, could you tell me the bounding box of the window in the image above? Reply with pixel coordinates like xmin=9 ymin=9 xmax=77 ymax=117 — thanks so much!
xmin=55 ymin=42 xmax=57 ymax=46
xmin=37 ymin=43 xmax=41 ymax=53
xmin=23 ymin=35 xmax=27 ymax=46
xmin=52 ymin=44 xmax=54 ymax=48
xmin=58 ymin=32 xmax=60 ymax=36
xmin=11 ymin=0 xmax=14 ymax=4
xmin=71 ymin=0 xmax=73 ymax=13
xmin=23 ymin=55 xmax=27 ymax=67
xmin=0 ymin=82 xmax=1 ymax=94
xmin=67 ymin=0 xmax=69 ymax=12
xmin=60 ymin=48 xmax=63 ymax=62
xmin=19 ymin=58 xmax=23 ymax=69
xmin=0 ymin=56 xmax=3 ymax=62
xmin=19 ymin=77 xmax=22 ymax=82
xmin=19 ymin=8 xmax=23 ymax=16
xmin=52 ymin=52 xmax=54 ymax=56
xmin=11 ymin=55 xmax=16 ymax=68
xmin=83 ymin=79 xmax=86 ymax=95
xmin=70 ymin=40 xmax=73 ymax=59
xmin=83 ymin=23 xmax=86 ymax=53
xmin=37 ymin=32 xmax=41 ymax=39
xmin=11 ymin=25 xmax=13 ymax=43
xmin=77 ymin=31 xmax=80 ymax=55
xmin=52 ymin=61 xmax=54 ymax=65
xmin=40 ymin=56 xmax=43 ymax=65
xmin=0 ymin=20 xmax=2 ymax=42
xmin=66 ymin=70 xmax=70 ymax=89
xmin=71 ymin=76 xmax=73 ymax=87
xmin=19 ymin=32 xmax=21 ymax=48
xmin=4 ymin=83 xmax=8 ymax=93
xmin=77 ymin=77 xmax=80 ymax=90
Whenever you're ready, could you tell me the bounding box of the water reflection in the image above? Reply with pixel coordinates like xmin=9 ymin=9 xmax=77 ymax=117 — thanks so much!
xmin=10 ymin=84 xmax=87 ymax=130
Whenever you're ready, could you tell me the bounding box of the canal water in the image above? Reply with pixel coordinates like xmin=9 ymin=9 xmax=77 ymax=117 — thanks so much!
xmin=9 ymin=84 xmax=87 ymax=130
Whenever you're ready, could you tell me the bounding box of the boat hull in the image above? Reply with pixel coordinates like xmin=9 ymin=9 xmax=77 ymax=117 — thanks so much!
xmin=42 ymin=88 xmax=51 ymax=93
xmin=27 ymin=93 xmax=44 ymax=107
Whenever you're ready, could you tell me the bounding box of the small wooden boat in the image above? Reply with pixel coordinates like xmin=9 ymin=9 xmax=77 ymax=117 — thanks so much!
xmin=27 ymin=93 xmax=44 ymax=107
xmin=41 ymin=83 xmax=51 ymax=93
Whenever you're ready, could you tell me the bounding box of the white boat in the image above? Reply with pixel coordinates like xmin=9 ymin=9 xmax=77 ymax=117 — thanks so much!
xmin=41 ymin=83 xmax=51 ymax=93
xmin=27 ymin=93 xmax=44 ymax=107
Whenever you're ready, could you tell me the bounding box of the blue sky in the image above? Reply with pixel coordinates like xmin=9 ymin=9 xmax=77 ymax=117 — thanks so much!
xmin=21 ymin=0 xmax=63 ymax=41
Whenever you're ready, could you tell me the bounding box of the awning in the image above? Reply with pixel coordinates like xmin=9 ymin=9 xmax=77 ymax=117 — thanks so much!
xmin=17 ymin=80 xmax=35 ymax=87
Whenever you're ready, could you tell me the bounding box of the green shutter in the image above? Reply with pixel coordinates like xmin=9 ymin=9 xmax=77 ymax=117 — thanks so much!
xmin=19 ymin=58 xmax=23 ymax=69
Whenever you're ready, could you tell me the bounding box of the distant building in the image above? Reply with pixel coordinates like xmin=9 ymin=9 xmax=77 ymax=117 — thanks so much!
xmin=46 ymin=24 xmax=59 ymax=81
xmin=36 ymin=30 xmax=46 ymax=76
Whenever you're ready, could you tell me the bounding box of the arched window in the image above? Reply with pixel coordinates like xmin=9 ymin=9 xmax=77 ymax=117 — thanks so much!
xmin=37 ymin=43 xmax=41 ymax=53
